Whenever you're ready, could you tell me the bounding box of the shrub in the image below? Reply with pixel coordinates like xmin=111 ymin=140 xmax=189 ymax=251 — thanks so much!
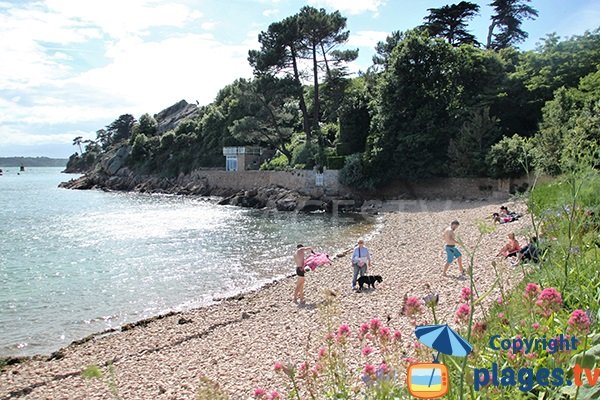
xmin=260 ymin=153 xmax=290 ymax=171
xmin=338 ymin=153 xmax=375 ymax=190
xmin=485 ymin=134 xmax=533 ymax=178
xmin=291 ymin=142 xmax=319 ymax=169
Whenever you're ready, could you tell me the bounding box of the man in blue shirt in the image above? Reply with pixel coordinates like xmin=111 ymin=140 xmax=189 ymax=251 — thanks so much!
xmin=351 ymin=239 xmax=371 ymax=290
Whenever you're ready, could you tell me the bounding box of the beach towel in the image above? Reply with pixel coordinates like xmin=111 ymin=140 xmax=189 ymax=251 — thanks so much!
xmin=304 ymin=252 xmax=332 ymax=271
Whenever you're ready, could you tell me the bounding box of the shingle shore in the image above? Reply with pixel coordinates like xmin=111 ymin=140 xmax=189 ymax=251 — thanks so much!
xmin=0 ymin=200 xmax=529 ymax=399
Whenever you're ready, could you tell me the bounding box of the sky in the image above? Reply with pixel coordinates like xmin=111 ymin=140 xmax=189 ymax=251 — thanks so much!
xmin=0 ymin=0 xmax=599 ymax=158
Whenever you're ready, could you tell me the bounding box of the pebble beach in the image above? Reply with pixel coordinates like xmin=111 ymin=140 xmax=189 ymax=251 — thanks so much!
xmin=0 ymin=200 xmax=531 ymax=399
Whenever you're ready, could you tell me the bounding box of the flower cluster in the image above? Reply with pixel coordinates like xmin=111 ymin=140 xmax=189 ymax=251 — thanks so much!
xmin=567 ymin=309 xmax=591 ymax=333
xmin=403 ymin=296 xmax=424 ymax=318
xmin=524 ymin=283 xmax=541 ymax=301
xmin=460 ymin=287 xmax=472 ymax=302
xmin=535 ymin=287 xmax=562 ymax=317
xmin=253 ymin=388 xmax=280 ymax=399
xmin=455 ymin=303 xmax=471 ymax=324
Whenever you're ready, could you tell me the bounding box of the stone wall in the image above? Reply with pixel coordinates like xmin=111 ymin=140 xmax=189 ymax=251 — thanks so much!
xmin=189 ymin=169 xmax=345 ymax=197
xmin=187 ymin=169 xmax=539 ymax=200
xmin=375 ymin=177 xmax=536 ymax=200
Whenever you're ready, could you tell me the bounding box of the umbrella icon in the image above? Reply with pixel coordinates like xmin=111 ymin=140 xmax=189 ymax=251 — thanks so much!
xmin=415 ymin=324 xmax=473 ymax=358
xmin=414 ymin=324 xmax=473 ymax=388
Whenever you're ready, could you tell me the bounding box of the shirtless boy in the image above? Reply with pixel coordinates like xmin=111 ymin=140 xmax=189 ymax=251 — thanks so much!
xmin=442 ymin=220 xmax=464 ymax=276
xmin=293 ymin=244 xmax=312 ymax=303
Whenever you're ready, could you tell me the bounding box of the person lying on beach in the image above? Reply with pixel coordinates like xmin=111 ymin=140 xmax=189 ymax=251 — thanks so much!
xmin=293 ymin=244 xmax=313 ymax=304
xmin=497 ymin=233 xmax=521 ymax=258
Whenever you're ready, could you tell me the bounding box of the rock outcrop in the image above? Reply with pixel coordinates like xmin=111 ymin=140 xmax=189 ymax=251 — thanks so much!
xmin=154 ymin=100 xmax=200 ymax=134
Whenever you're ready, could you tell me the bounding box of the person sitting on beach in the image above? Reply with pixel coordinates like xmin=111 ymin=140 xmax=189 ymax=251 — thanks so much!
xmin=497 ymin=233 xmax=521 ymax=258
xmin=513 ymin=237 xmax=540 ymax=265
xmin=442 ymin=220 xmax=464 ymax=276
xmin=293 ymin=244 xmax=313 ymax=304
xmin=351 ymin=239 xmax=371 ymax=290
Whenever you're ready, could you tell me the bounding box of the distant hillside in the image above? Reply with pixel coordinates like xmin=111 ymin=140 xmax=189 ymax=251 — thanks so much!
xmin=0 ymin=157 xmax=68 ymax=167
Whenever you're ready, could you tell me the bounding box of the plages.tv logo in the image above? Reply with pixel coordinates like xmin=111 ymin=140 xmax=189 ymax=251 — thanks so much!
xmin=407 ymin=324 xmax=473 ymax=399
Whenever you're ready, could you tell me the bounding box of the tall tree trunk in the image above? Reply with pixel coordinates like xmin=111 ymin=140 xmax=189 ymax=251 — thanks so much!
xmin=312 ymin=42 xmax=320 ymax=135
xmin=320 ymin=42 xmax=332 ymax=79
xmin=486 ymin=21 xmax=497 ymax=49
xmin=290 ymin=45 xmax=311 ymax=141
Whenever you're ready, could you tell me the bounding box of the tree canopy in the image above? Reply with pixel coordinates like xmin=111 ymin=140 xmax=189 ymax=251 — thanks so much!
xmin=70 ymin=3 xmax=600 ymax=188
xmin=421 ymin=1 xmax=480 ymax=46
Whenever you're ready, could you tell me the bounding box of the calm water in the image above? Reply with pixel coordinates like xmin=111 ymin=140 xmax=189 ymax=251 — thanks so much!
xmin=0 ymin=168 xmax=375 ymax=357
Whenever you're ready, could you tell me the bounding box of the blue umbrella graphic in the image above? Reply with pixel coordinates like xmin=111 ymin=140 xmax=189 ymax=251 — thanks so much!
xmin=415 ymin=324 xmax=473 ymax=387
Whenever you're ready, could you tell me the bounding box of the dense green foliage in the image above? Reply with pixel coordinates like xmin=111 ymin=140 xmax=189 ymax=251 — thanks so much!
xmin=69 ymin=4 xmax=599 ymax=185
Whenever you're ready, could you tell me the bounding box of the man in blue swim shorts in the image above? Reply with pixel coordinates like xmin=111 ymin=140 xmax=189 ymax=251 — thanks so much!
xmin=442 ymin=220 xmax=464 ymax=276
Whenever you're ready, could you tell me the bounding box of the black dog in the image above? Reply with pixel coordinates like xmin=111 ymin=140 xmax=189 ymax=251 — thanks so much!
xmin=357 ymin=275 xmax=383 ymax=292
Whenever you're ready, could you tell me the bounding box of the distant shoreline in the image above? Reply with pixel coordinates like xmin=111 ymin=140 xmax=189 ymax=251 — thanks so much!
xmin=0 ymin=157 xmax=67 ymax=168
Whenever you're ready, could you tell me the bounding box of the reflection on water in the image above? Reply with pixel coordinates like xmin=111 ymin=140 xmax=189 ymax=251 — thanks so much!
xmin=0 ymin=168 xmax=376 ymax=357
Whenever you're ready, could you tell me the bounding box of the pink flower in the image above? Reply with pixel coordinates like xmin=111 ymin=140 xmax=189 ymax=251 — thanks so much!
xmin=568 ymin=309 xmax=591 ymax=333
xmin=253 ymin=388 xmax=267 ymax=398
xmin=337 ymin=324 xmax=351 ymax=337
xmin=268 ymin=391 xmax=281 ymax=400
xmin=460 ymin=287 xmax=472 ymax=302
xmin=403 ymin=296 xmax=424 ymax=317
xmin=507 ymin=349 xmax=516 ymax=361
xmin=378 ymin=362 xmax=390 ymax=375
xmin=393 ymin=331 xmax=402 ymax=341
xmin=317 ymin=347 xmax=327 ymax=359
xmin=363 ymin=363 xmax=376 ymax=377
xmin=359 ymin=323 xmax=370 ymax=337
xmin=369 ymin=318 xmax=382 ymax=332
xmin=455 ymin=303 xmax=471 ymax=323
xmin=336 ymin=326 xmax=350 ymax=343
xmin=496 ymin=296 xmax=503 ymax=305
xmin=379 ymin=327 xmax=391 ymax=341
xmin=524 ymin=283 xmax=541 ymax=300
xmin=532 ymin=322 xmax=540 ymax=330
xmin=297 ymin=361 xmax=309 ymax=378
xmin=536 ymin=287 xmax=562 ymax=316
xmin=273 ymin=362 xmax=284 ymax=372
xmin=362 ymin=346 xmax=374 ymax=356
xmin=324 ymin=332 xmax=335 ymax=342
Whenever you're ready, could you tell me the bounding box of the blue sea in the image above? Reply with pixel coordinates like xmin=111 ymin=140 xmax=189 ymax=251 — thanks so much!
xmin=0 ymin=167 xmax=374 ymax=357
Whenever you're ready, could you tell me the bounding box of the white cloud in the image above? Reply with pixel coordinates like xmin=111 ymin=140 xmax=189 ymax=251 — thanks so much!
xmin=262 ymin=8 xmax=279 ymax=17
xmin=67 ymin=33 xmax=252 ymax=118
xmin=348 ymin=30 xmax=389 ymax=48
xmin=307 ymin=0 xmax=386 ymax=15
xmin=201 ymin=21 xmax=218 ymax=30
xmin=0 ymin=0 xmax=248 ymax=130
xmin=43 ymin=0 xmax=201 ymax=40
xmin=0 ymin=125 xmax=94 ymax=146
